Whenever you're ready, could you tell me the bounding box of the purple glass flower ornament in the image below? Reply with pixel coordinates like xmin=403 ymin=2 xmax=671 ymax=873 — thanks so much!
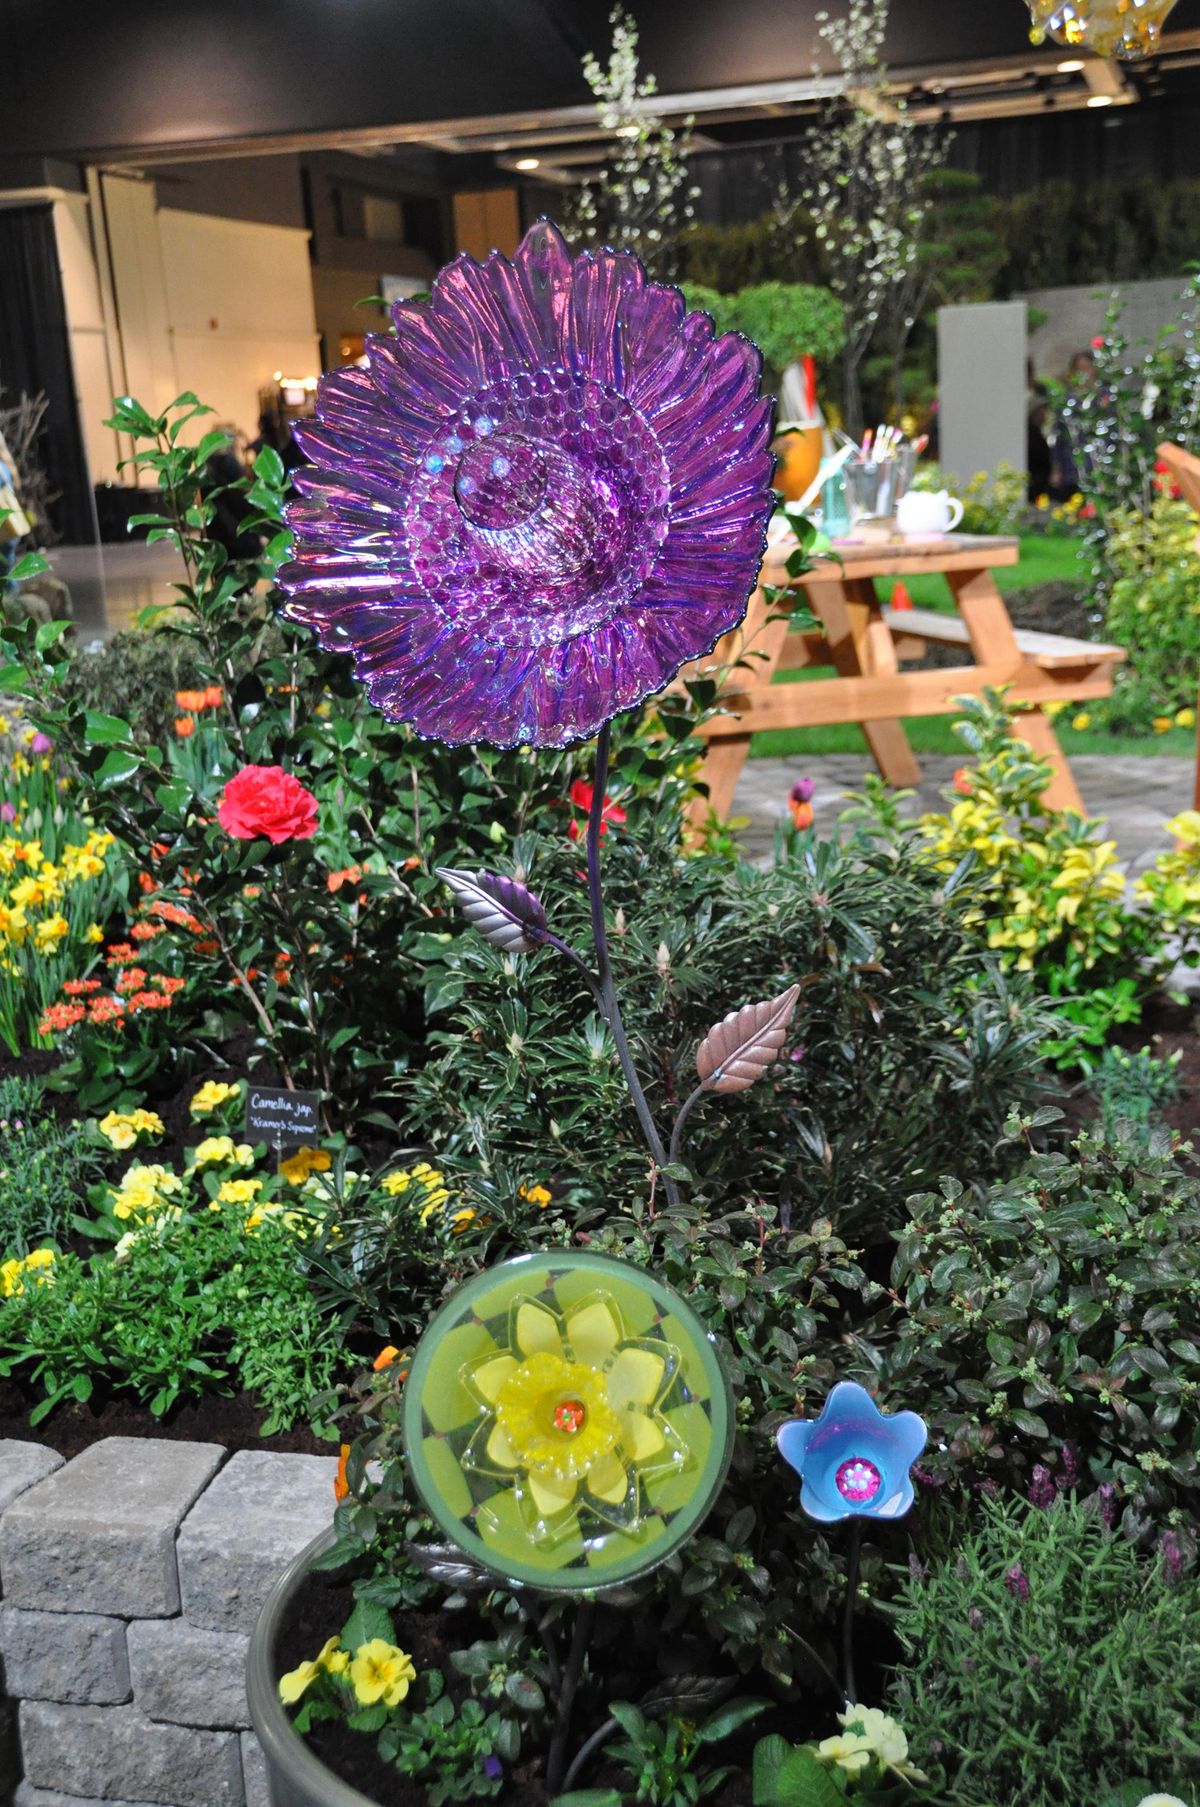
xmin=776 ymin=1381 xmax=927 ymax=1524
xmin=280 ymin=219 xmax=775 ymax=748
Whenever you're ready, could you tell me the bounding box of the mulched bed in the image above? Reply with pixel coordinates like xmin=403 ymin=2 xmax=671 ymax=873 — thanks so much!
xmin=0 ymin=1375 xmax=328 ymax=1460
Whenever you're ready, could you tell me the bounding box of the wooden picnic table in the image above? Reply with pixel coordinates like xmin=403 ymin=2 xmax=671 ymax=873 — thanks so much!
xmin=684 ymin=531 xmax=1125 ymax=822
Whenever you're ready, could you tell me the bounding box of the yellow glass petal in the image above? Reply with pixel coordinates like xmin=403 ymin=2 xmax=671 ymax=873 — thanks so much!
xmin=473 ymin=1354 xmax=519 ymax=1404
xmin=620 ymin=1409 xmax=666 ymax=1462
xmin=586 ymin=1450 xmax=629 ymax=1504
xmin=486 ymin=1422 xmax=520 ymax=1469
xmin=515 ymin=1301 xmax=563 ymax=1359
xmin=527 ymin=1471 xmax=577 ymax=1516
xmin=607 ymin=1346 xmax=665 ymax=1412
xmin=566 ymin=1299 xmax=621 ymax=1367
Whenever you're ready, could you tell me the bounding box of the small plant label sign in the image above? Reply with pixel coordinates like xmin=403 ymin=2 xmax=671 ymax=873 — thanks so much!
xmin=246 ymin=1086 xmax=322 ymax=1149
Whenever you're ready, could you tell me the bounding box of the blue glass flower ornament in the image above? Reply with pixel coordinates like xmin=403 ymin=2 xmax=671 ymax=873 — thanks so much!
xmin=776 ymin=1381 xmax=927 ymax=1524
xmin=279 ymin=218 xmax=775 ymax=749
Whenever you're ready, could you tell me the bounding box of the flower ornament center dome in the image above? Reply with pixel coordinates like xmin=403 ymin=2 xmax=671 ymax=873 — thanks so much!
xmin=408 ymin=375 xmax=670 ymax=650
xmin=835 ymin=1456 xmax=882 ymax=1504
xmin=280 ymin=219 xmax=775 ymax=749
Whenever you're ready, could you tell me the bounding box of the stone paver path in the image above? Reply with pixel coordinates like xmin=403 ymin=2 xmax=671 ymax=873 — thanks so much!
xmin=733 ymin=753 xmax=1194 ymax=873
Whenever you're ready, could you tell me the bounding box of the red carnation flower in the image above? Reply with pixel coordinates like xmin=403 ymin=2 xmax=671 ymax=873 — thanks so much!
xmin=217 ymin=766 xmax=318 ymax=845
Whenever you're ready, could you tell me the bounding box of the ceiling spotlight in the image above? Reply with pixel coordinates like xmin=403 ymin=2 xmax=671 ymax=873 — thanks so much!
xmin=515 ymin=157 xmax=540 ymax=171
xmin=1086 ymin=92 xmax=1114 ymax=105
xmin=1056 ymin=58 xmax=1086 ymax=71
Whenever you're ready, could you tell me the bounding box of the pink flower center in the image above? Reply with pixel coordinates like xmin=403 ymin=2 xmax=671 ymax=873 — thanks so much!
xmin=835 ymin=1456 xmax=882 ymax=1504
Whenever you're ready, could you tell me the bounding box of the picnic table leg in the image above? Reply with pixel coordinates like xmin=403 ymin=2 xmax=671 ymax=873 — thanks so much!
xmin=949 ymin=568 xmax=1087 ymax=817
xmin=687 ymin=577 xmax=794 ymax=828
xmin=806 ymin=576 xmax=922 ymax=787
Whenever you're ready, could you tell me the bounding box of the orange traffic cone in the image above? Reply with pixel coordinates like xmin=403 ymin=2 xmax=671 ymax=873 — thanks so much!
xmin=891 ymin=581 xmax=913 ymax=611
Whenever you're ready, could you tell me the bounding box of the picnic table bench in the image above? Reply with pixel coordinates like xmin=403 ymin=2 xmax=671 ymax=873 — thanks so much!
xmin=683 ymin=531 xmax=1125 ymax=821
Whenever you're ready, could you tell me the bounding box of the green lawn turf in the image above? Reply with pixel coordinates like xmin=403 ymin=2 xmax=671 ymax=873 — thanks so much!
xmin=749 ymin=532 xmax=1196 ymax=761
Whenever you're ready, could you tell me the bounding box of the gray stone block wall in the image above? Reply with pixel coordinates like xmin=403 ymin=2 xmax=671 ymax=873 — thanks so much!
xmin=0 ymin=1436 xmax=338 ymax=1807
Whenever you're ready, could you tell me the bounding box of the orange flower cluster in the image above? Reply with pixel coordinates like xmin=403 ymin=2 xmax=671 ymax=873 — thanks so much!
xmin=38 ymin=969 xmax=185 ymax=1039
xmin=326 ymin=865 xmax=363 ymax=894
xmin=174 ymin=686 xmax=223 ymax=739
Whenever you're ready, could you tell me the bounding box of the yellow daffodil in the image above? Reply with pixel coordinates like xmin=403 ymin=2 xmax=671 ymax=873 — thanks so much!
xmin=349 ymin=1640 xmax=417 ymax=1708
xmin=463 ymin=1293 xmax=684 ymax=1536
xmin=188 ymin=1080 xmax=240 ymax=1117
xmin=84 ymin=923 xmax=104 ymax=944
xmin=279 ymin=1145 xmax=331 ymax=1185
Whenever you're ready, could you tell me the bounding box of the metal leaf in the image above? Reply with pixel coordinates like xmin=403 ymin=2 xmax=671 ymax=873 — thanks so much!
xmin=405 ymin=1542 xmax=495 ymax=1592
xmin=695 ymin=983 xmax=801 ymax=1094
xmin=639 ymin=1674 xmax=736 ymax=1718
xmin=436 ymin=867 xmax=549 ymax=954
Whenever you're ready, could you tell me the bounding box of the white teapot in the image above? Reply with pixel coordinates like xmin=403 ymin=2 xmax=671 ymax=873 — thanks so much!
xmin=895 ymin=488 xmax=965 ymax=538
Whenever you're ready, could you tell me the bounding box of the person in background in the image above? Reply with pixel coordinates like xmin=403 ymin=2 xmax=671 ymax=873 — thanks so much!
xmin=1026 ymin=360 xmax=1053 ymax=502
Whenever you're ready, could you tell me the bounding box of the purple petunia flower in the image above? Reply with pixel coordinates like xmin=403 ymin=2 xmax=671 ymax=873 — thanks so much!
xmin=280 ymin=220 xmax=775 ymax=748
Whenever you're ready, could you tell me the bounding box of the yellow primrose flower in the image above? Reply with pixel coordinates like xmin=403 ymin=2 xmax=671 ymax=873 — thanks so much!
xmin=191 ymin=1135 xmax=254 ymax=1169
xmin=317 ymin=1635 xmax=350 ymax=1676
xmin=189 ymin=1080 xmax=240 ymax=1117
xmin=0 ymin=1247 xmax=56 ymax=1297
xmin=1176 ymin=709 xmax=1196 ymax=730
xmin=99 ymin=1113 xmax=137 ymax=1151
xmin=278 ymin=1659 xmax=323 ymax=1705
xmin=1071 ymin=711 xmax=1091 ymax=731
xmin=837 ymin=1707 xmax=924 ymax=1780
xmin=349 ymin=1639 xmax=417 ymax=1708
xmin=110 ymin=1163 xmax=182 ymax=1220
xmin=816 ymin=1733 xmax=873 ymax=1776
xmin=279 ymin=1145 xmax=331 ymax=1185
xmin=217 ymin=1178 xmax=263 ymax=1205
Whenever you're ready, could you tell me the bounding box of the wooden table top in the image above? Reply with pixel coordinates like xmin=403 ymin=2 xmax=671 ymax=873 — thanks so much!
xmin=763 ymin=530 xmax=1021 ymax=583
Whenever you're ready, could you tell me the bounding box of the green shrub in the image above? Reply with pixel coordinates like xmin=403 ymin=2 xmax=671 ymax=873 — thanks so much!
xmin=886 ymin=1492 xmax=1200 ymax=1807
xmin=404 ymin=820 xmax=1053 ymax=1243
xmin=0 ymin=1201 xmax=342 ymax=1430
xmin=0 ymin=1075 xmax=99 ymax=1256
xmin=884 ymin=1118 xmax=1200 ymax=1537
xmin=1087 ymin=1045 xmax=1181 ymax=1146
xmin=1099 ymin=491 xmax=1200 ymax=733
xmin=59 ymin=628 xmax=204 ymax=754
xmin=910 ymin=462 xmax=1031 ymax=537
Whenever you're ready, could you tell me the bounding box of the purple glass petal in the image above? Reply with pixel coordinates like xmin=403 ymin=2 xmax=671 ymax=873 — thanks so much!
xmin=281 ymin=219 xmax=775 ymax=748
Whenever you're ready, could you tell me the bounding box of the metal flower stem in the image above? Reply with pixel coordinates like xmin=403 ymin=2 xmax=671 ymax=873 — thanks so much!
xmin=583 ymin=723 xmax=680 ymax=1212
xmin=546 ymin=1597 xmax=596 ymax=1793
xmin=842 ymin=1519 xmax=863 ymax=1705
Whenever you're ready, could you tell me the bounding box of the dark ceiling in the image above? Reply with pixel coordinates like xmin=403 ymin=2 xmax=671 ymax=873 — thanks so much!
xmin=5 ymin=0 xmax=1193 ymax=168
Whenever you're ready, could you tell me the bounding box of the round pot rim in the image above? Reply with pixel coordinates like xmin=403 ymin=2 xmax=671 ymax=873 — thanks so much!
xmin=245 ymin=1525 xmax=381 ymax=1807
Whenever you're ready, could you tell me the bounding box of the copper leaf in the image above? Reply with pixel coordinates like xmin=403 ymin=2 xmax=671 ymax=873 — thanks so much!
xmin=436 ymin=867 xmax=549 ymax=954
xmin=695 ymin=983 xmax=801 ymax=1094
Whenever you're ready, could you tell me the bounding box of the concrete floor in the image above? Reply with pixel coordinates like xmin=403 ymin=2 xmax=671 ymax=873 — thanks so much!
xmin=47 ymin=542 xmax=187 ymax=640
xmin=732 ymin=753 xmax=1195 ymax=873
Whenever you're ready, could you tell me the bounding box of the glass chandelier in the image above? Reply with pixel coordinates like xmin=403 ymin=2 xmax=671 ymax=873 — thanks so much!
xmin=1026 ymin=0 xmax=1178 ymax=59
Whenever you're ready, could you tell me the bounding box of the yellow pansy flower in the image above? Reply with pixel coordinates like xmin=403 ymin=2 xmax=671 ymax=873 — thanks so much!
xmin=349 ymin=1640 xmax=417 ymax=1708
